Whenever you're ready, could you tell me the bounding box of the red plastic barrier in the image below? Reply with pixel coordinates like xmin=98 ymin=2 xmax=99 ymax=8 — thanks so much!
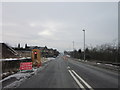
xmin=19 ymin=62 xmax=32 ymax=70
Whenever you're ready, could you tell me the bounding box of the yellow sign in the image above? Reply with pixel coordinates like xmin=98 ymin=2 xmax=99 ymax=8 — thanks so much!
xmin=31 ymin=49 xmax=41 ymax=67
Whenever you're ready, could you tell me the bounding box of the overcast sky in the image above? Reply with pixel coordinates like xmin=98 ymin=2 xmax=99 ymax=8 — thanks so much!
xmin=1 ymin=2 xmax=118 ymax=52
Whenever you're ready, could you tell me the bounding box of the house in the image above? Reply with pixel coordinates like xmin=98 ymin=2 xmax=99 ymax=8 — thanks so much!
xmin=0 ymin=43 xmax=18 ymax=59
xmin=13 ymin=43 xmax=59 ymax=58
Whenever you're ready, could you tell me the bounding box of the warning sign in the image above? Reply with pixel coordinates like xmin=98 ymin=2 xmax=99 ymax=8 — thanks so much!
xmin=19 ymin=62 xmax=32 ymax=70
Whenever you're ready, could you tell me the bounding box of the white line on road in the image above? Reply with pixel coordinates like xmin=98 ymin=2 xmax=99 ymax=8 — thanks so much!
xmin=68 ymin=70 xmax=85 ymax=90
xmin=71 ymin=70 xmax=94 ymax=90
xmin=67 ymin=66 xmax=70 ymax=69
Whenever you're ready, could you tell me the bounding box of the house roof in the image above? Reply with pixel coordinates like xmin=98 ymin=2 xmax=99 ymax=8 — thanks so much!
xmin=0 ymin=43 xmax=18 ymax=55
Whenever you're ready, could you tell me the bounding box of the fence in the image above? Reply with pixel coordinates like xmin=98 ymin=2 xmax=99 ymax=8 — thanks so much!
xmin=1 ymin=58 xmax=32 ymax=79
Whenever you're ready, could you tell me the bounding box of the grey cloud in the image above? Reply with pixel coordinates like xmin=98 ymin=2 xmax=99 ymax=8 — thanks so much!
xmin=2 ymin=2 xmax=118 ymax=52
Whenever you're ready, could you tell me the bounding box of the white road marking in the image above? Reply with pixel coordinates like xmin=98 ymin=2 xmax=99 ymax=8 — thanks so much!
xmin=67 ymin=66 xmax=70 ymax=69
xmin=71 ymin=70 xmax=93 ymax=90
xmin=68 ymin=70 xmax=85 ymax=90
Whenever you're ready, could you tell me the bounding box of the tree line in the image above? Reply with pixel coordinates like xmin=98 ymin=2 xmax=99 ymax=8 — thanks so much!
xmin=64 ymin=42 xmax=119 ymax=63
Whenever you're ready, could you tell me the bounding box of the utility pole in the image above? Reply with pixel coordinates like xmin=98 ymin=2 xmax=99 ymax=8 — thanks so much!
xmin=83 ymin=30 xmax=85 ymax=61
xmin=73 ymin=41 xmax=74 ymax=51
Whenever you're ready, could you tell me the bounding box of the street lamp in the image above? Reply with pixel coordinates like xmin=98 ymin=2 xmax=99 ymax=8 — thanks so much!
xmin=73 ymin=41 xmax=74 ymax=58
xmin=82 ymin=30 xmax=85 ymax=61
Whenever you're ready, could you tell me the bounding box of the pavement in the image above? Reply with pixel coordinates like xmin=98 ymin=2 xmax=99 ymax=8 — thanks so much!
xmin=13 ymin=55 xmax=119 ymax=89
xmin=72 ymin=58 xmax=119 ymax=73
xmin=1 ymin=58 xmax=53 ymax=89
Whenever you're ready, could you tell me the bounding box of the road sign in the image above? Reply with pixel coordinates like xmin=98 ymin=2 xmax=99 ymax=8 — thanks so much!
xmin=19 ymin=62 xmax=32 ymax=70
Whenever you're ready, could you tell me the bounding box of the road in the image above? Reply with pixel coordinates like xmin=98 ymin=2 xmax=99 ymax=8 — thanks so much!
xmin=17 ymin=55 xmax=119 ymax=89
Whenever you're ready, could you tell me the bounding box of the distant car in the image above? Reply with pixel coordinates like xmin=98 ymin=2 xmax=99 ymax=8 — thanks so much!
xmin=66 ymin=55 xmax=70 ymax=57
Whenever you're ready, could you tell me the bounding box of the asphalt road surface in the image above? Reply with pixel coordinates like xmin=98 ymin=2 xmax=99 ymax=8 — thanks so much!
xmin=17 ymin=55 xmax=119 ymax=89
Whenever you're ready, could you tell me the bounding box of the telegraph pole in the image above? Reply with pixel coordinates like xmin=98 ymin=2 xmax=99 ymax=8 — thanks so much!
xmin=73 ymin=41 xmax=74 ymax=50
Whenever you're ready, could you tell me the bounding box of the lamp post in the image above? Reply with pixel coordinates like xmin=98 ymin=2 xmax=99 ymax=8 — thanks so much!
xmin=73 ymin=41 xmax=74 ymax=58
xmin=83 ymin=30 xmax=85 ymax=61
